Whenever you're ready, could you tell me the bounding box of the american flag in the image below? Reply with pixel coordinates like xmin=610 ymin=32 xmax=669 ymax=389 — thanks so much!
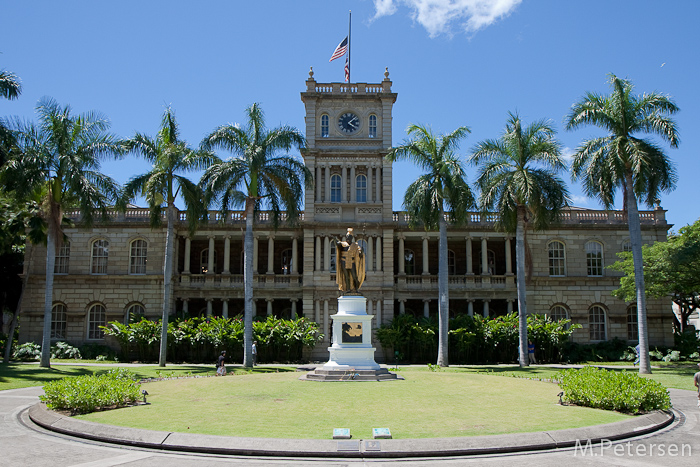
xmin=329 ymin=36 xmax=348 ymax=62
xmin=344 ymin=55 xmax=349 ymax=82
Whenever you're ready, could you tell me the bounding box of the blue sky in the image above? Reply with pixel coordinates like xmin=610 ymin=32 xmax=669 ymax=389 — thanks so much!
xmin=2 ymin=0 xmax=698 ymax=230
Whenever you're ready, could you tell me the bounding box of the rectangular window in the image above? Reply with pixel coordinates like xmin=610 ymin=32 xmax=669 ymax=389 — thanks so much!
xmin=91 ymin=240 xmax=109 ymax=274
xmin=330 ymin=174 xmax=341 ymax=203
xmin=586 ymin=242 xmax=603 ymax=276
xmin=54 ymin=242 xmax=70 ymax=274
xmin=130 ymin=240 xmax=147 ymax=274
xmin=548 ymin=241 xmax=565 ymax=276
xmin=356 ymin=174 xmax=367 ymax=203
xmin=51 ymin=304 xmax=66 ymax=339
xmin=369 ymin=115 xmax=377 ymax=138
xmin=88 ymin=304 xmax=106 ymax=339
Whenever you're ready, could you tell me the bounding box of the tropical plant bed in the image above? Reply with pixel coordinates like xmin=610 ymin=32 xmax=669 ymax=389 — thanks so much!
xmin=74 ymin=369 xmax=632 ymax=439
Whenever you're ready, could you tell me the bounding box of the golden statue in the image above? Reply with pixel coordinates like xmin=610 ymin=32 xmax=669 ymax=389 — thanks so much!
xmin=335 ymin=228 xmax=365 ymax=294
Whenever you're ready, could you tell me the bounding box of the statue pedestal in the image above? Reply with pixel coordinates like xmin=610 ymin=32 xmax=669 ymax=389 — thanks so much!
xmin=324 ymin=295 xmax=379 ymax=370
xmin=300 ymin=295 xmax=402 ymax=382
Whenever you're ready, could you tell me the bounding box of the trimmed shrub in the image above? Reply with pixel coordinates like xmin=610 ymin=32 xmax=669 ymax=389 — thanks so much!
xmin=12 ymin=342 xmax=40 ymax=361
xmin=557 ymin=366 xmax=671 ymax=413
xmin=40 ymin=369 xmax=141 ymax=414
xmin=79 ymin=343 xmax=118 ymax=361
xmin=51 ymin=341 xmax=82 ymax=359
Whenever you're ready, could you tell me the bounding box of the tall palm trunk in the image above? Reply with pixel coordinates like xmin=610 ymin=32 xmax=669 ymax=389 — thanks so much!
xmin=243 ymin=198 xmax=254 ymax=368
xmin=159 ymin=204 xmax=175 ymax=367
xmin=40 ymin=224 xmax=56 ymax=368
xmin=437 ymin=208 xmax=449 ymax=367
xmin=516 ymin=206 xmax=529 ymax=367
xmin=4 ymin=247 xmax=33 ymax=362
xmin=625 ymin=172 xmax=651 ymax=374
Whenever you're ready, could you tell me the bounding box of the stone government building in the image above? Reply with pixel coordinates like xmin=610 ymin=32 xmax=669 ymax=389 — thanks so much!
xmin=19 ymin=70 xmax=674 ymax=360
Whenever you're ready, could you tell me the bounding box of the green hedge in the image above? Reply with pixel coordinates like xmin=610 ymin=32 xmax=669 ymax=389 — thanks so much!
xmin=376 ymin=313 xmax=580 ymax=364
xmin=103 ymin=315 xmax=323 ymax=363
xmin=557 ymin=366 xmax=671 ymax=413
xmin=40 ymin=368 xmax=141 ymax=414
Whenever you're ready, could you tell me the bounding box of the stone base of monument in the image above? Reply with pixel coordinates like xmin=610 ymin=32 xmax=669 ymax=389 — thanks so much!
xmin=300 ymin=295 xmax=402 ymax=382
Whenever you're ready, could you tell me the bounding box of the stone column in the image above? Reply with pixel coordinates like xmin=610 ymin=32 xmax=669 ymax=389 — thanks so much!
xmin=207 ymin=236 xmax=215 ymax=274
xmin=253 ymin=236 xmax=259 ymax=273
xmin=267 ymin=235 xmax=275 ymax=274
xmin=223 ymin=236 xmax=231 ymax=274
xmin=266 ymin=298 xmax=273 ymax=316
xmin=423 ymin=299 xmax=430 ymax=318
xmin=505 ymin=237 xmax=513 ymax=275
xmin=315 ymin=300 xmax=320 ymax=323
xmin=324 ymin=236 xmax=331 ymax=271
xmin=350 ymin=164 xmax=356 ymax=202
xmin=481 ymin=237 xmax=488 ymax=275
xmin=483 ymin=299 xmax=490 ymax=318
xmin=292 ymin=237 xmax=299 ymax=274
xmin=366 ymin=235 xmax=373 ymax=272
xmin=399 ymin=299 xmax=406 ymax=315
xmin=422 ymin=237 xmax=429 ymax=275
xmin=222 ymin=299 xmax=229 ymax=319
xmin=375 ymin=236 xmax=381 ymax=271
xmin=367 ymin=166 xmax=373 ymax=202
xmin=182 ymin=298 xmax=189 ymax=314
xmin=467 ymin=299 xmax=474 ymax=317
xmin=376 ymin=300 xmax=382 ymax=326
xmin=465 ymin=237 xmax=473 ymax=275
xmin=507 ymin=299 xmax=514 ymax=314
xmin=323 ymin=300 xmax=330 ymax=342
xmin=316 ymin=166 xmax=322 ymax=202
xmin=206 ymin=299 xmax=213 ymax=317
xmin=398 ymin=236 xmax=405 ymax=274
xmin=375 ymin=167 xmax=381 ymax=202
xmin=183 ymin=237 xmax=191 ymax=274
xmin=341 ymin=165 xmax=347 ymax=202
xmin=315 ymin=236 xmax=321 ymax=271
xmin=367 ymin=300 xmax=374 ymax=327
xmin=291 ymin=299 xmax=297 ymax=318
xmin=324 ymin=164 xmax=331 ymax=202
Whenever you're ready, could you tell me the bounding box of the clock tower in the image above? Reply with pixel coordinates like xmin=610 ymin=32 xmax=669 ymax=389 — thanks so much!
xmin=300 ymin=68 xmax=398 ymax=348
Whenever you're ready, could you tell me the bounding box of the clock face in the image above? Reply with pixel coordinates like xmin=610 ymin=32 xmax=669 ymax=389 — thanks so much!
xmin=337 ymin=112 xmax=360 ymax=134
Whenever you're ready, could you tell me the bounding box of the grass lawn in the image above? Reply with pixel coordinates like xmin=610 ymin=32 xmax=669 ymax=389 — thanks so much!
xmin=75 ymin=368 xmax=632 ymax=439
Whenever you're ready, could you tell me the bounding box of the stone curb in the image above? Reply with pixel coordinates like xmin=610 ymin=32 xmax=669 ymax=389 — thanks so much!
xmin=27 ymin=403 xmax=674 ymax=459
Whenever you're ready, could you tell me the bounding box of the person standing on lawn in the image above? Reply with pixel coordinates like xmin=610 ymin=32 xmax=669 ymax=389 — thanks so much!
xmin=217 ymin=351 xmax=227 ymax=376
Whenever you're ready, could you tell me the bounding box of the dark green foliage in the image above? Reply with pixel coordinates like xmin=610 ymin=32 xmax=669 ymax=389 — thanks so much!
xmin=50 ymin=341 xmax=81 ymax=359
xmin=78 ymin=343 xmax=118 ymax=361
xmin=673 ymin=329 xmax=700 ymax=358
xmin=557 ymin=366 xmax=671 ymax=413
xmin=40 ymin=369 xmax=141 ymax=414
xmin=104 ymin=316 xmax=322 ymax=363
xmin=376 ymin=313 xmax=579 ymax=364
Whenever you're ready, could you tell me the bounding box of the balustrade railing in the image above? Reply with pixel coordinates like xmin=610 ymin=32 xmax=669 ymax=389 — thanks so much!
xmin=179 ymin=274 xmax=301 ymax=287
xmin=397 ymin=274 xmax=515 ymax=289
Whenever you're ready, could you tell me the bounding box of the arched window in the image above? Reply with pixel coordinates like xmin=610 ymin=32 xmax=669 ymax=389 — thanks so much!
xmin=622 ymin=240 xmax=632 ymax=253
xmin=130 ymin=239 xmax=147 ymax=274
xmin=586 ymin=241 xmax=603 ymax=276
xmin=588 ymin=305 xmax=607 ymax=341
xmin=281 ymin=249 xmax=292 ymax=275
xmin=51 ymin=303 xmax=67 ymax=339
xmin=87 ymin=303 xmax=106 ymax=339
xmin=200 ymin=248 xmax=217 ymax=274
xmin=549 ymin=304 xmax=569 ymax=321
xmin=627 ymin=305 xmax=638 ymax=341
xmin=330 ymin=174 xmax=341 ymax=202
xmin=368 ymin=114 xmax=377 ymax=138
xmin=548 ymin=241 xmax=566 ymax=276
xmin=55 ymin=241 xmax=70 ymax=274
xmin=125 ymin=303 xmax=145 ymax=324
xmin=321 ymin=114 xmax=329 ymax=137
xmin=91 ymin=239 xmax=108 ymax=274
xmin=404 ymin=249 xmax=415 ymax=275
xmin=448 ymin=250 xmax=456 ymax=275
xmin=356 ymin=174 xmax=367 ymax=203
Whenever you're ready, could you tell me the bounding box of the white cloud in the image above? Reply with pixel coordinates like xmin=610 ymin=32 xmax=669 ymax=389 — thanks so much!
xmin=570 ymin=195 xmax=591 ymax=207
xmin=562 ymin=146 xmax=576 ymax=164
xmin=372 ymin=0 xmax=522 ymax=37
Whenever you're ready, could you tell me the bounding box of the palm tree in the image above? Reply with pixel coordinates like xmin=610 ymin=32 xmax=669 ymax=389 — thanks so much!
xmin=0 ymin=97 xmax=123 ymax=368
xmin=566 ymin=74 xmax=679 ymax=374
xmin=200 ymin=103 xmax=309 ymax=368
xmin=122 ymin=107 xmax=214 ymax=367
xmin=471 ymin=112 xmax=569 ymax=367
xmin=386 ymin=124 xmax=474 ymax=367
xmin=0 ymin=70 xmax=21 ymax=100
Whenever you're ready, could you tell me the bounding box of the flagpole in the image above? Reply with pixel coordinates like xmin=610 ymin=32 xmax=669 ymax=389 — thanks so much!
xmin=348 ymin=10 xmax=351 ymax=82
